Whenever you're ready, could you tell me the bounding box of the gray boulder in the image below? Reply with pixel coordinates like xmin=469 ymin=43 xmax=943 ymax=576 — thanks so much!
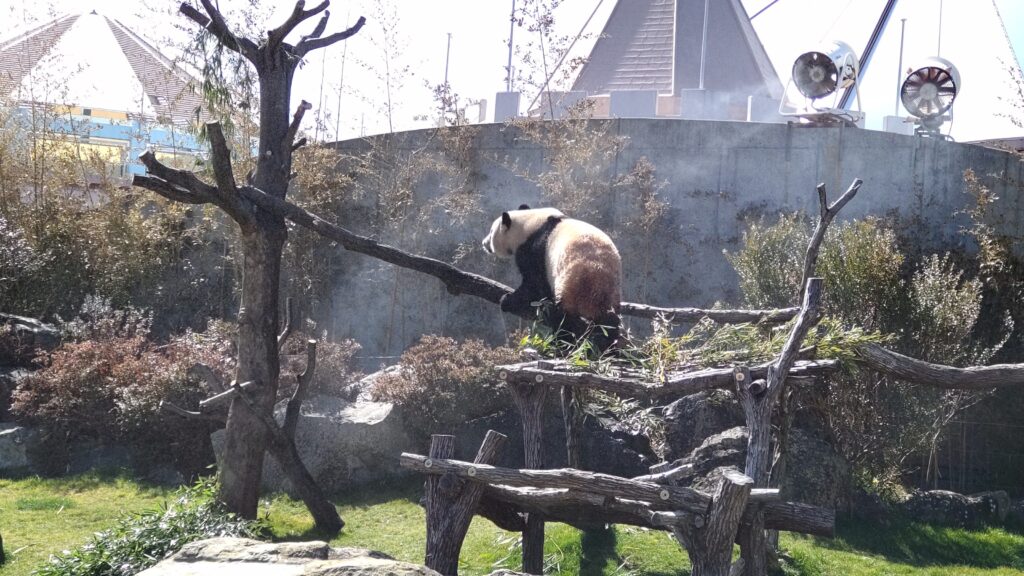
xmin=0 ymin=367 xmax=28 ymax=420
xmin=135 ymin=537 xmax=439 ymax=576
xmin=0 ymin=313 xmax=60 ymax=366
xmin=661 ymin=389 xmax=743 ymax=462
xmin=213 ymin=394 xmax=412 ymax=494
xmin=338 ymin=366 xmax=402 ymax=402
xmin=780 ymin=427 xmax=851 ymax=508
xmin=900 ymin=489 xmax=1011 ymax=528
xmin=0 ymin=424 xmax=36 ymax=473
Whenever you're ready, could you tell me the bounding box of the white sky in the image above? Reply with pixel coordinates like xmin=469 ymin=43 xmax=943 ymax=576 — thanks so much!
xmin=2 ymin=0 xmax=1023 ymax=142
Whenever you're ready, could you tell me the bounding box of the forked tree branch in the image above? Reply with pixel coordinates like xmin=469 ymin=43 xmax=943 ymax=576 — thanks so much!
xmin=268 ymin=0 xmax=330 ymax=53
xmin=303 ymin=10 xmax=330 ymax=42
xmin=138 ymin=138 xmax=254 ymax=229
xmin=801 ymin=179 xmax=862 ymax=296
xmin=296 ymin=15 xmax=366 ymax=56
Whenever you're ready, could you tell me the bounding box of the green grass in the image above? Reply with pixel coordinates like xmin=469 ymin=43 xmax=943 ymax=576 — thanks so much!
xmin=0 ymin=473 xmax=172 ymax=576
xmin=2 ymin=474 xmax=1023 ymax=576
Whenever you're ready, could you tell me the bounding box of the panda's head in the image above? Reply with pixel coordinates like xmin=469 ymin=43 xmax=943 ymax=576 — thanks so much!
xmin=482 ymin=204 xmax=564 ymax=259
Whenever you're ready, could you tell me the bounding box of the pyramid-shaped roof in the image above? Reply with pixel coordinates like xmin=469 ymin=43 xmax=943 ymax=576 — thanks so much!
xmin=572 ymin=0 xmax=783 ymax=99
xmin=0 ymin=11 xmax=203 ymax=125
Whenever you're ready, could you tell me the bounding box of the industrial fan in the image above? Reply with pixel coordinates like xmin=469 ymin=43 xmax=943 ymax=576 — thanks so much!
xmin=780 ymin=41 xmax=863 ymax=126
xmin=900 ymin=57 xmax=960 ymax=138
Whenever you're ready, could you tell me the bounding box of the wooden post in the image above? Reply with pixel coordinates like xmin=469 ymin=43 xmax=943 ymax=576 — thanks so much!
xmin=561 ymin=386 xmax=583 ymax=469
xmin=426 ymin=435 xmax=456 ymax=571
xmin=673 ymin=470 xmax=753 ymax=576
xmin=425 ymin=431 xmax=508 ymax=575
xmin=510 ymin=382 xmax=548 ymax=575
xmin=736 ymin=278 xmax=824 ymax=576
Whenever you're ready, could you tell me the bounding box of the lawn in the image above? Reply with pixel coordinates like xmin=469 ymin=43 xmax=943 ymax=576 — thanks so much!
xmin=2 ymin=474 xmax=1023 ymax=576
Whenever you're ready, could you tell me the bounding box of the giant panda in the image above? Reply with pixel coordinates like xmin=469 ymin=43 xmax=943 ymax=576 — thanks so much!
xmin=482 ymin=204 xmax=622 ymax=351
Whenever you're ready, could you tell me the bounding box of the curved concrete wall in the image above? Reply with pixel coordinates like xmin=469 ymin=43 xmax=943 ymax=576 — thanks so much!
xmin=327 ymin=119 xmax=1024 ymax=358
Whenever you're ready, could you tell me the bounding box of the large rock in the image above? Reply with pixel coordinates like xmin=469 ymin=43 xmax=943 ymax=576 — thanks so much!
xmin=135 ymin=537 xmax=439 ymax=576
xmin=213 ymin=394 xmax=413 ymax=494
xmin=660 ymin=389 xmax=743 ymax=462
xmin=454 ymin=404 xmax=653 ymax=477
xmin=0 ymin=313 xmax=60 ymax=366
xmin=0 ymin=424 xmax=36 ymax=473
xmin=780 ymin=427 xmax=851 ymax=508
xmin=0 ymin=366 xmax=28 ymax=420
xmin=900 ymin=489 xmax=1011 ymax=528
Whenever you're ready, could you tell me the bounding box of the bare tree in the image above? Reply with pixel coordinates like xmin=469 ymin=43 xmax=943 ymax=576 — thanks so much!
xmin=133 ymin=0 xmax=364 ymax=520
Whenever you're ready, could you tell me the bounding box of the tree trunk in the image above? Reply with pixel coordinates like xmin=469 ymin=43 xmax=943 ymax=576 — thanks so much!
xmin=219 ymin=224 xmax=286 ymax=517
xmin=218 ymin=50 xmax=291 ymax=517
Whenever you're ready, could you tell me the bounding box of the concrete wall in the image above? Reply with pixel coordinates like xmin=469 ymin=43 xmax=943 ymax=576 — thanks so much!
xmin=325 ymin=119 xmax=1024 ymax=360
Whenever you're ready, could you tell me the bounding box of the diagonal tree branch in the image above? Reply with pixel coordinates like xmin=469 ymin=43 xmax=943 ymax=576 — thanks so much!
xmin=181 ymin=2 xmax=259 ymax=59
xmin=138 ymin=151 xmax=218 ymax=200
xmin=267 ymin=0 xmax=331 ymax=53
xmin=283 ymin=101 xmax=312 ymax=157
xmin=855 ymin=343 xmax=1024 ymax=390
xmin=235 ymin=184 xmax=798 ymax=325
xmin=132 ymin=174 xmax=212 ymax=205
xmin=206 ymin=122 xmax=239 ymax=194
xmin=296 ymin=16 xmax=366 ymax=56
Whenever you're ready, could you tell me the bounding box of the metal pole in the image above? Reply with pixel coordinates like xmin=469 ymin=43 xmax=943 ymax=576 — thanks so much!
xmin=699 ymin=0 xmax=710 ymax=90
xmin=506 ymin=0 xmax=516 ymax=92
xmin=937 ymin=0 xmax=943 ymax=56
xmin=334 ymin=9 xmax=350 ymax=141
xmin=444 ymin=32 xmax=452 ymax=85
xmin=839 ymin=0 xmax=898 ymax=109
xmin=895 ymin=18 xmax=906 ymax=116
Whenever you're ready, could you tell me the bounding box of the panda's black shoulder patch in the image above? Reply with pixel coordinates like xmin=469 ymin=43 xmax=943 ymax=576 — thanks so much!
xmin=514 ymin=215 xmax=563 ymax=286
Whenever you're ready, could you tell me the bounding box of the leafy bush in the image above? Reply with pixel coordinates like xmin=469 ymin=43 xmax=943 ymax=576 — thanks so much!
xmin=33 ymin=477 xmax=262 ymax=576
xmin=10 ymin=305 xmax=236 ymax=476
xmin=370 ymin=335 xmax=518 ymax=442
xmin=728 ymin=215 xmax=1009 ymax=488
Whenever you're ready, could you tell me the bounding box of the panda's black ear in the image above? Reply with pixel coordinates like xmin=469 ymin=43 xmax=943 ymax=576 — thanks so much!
xmin=518 ymin=204 xmax=530 ymax=210
xmin=501 ymin=212 xmax=512 ymax=228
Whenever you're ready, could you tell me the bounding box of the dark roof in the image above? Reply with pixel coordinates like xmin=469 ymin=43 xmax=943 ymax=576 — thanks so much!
xmin=573 ymin=0 xmax=783 ymax=99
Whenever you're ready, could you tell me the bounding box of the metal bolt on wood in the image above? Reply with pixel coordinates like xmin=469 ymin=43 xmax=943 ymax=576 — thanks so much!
xmin=535 ymin=374 xmax=544 ymax=383
xmin=660 ymin=489 xmax=671 ymax=500
xmin=499 ymin=371 xmax=507 ymax=380
xmin=424 ymin=459 xmax=433 ymax=468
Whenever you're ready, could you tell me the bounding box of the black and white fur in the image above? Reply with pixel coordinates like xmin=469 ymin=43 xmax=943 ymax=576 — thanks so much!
xmin=482 ymin=204 xmax=622 ymax=350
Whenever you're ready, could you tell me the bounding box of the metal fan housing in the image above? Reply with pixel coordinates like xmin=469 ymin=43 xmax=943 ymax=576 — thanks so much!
xmin=900 ymin=57 xmax=960 ymax=119
xmin=792 ymin=41 xmax=859 ymax=100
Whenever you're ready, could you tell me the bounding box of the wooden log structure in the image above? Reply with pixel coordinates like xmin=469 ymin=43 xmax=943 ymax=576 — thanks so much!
xmin=673 ymin=470 xmax=753 ymax=576
xmin=496 ymin=359 xmax=837 ymax=399
xmin=401 ymin=445 xmax=834 ymax=576
xmin=424 ymin=432 xmax=507 ymax=575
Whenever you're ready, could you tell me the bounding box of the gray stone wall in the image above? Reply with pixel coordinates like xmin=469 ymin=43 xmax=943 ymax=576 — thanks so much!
xmin=322 ymin=119 xmax=1024 ymax=360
